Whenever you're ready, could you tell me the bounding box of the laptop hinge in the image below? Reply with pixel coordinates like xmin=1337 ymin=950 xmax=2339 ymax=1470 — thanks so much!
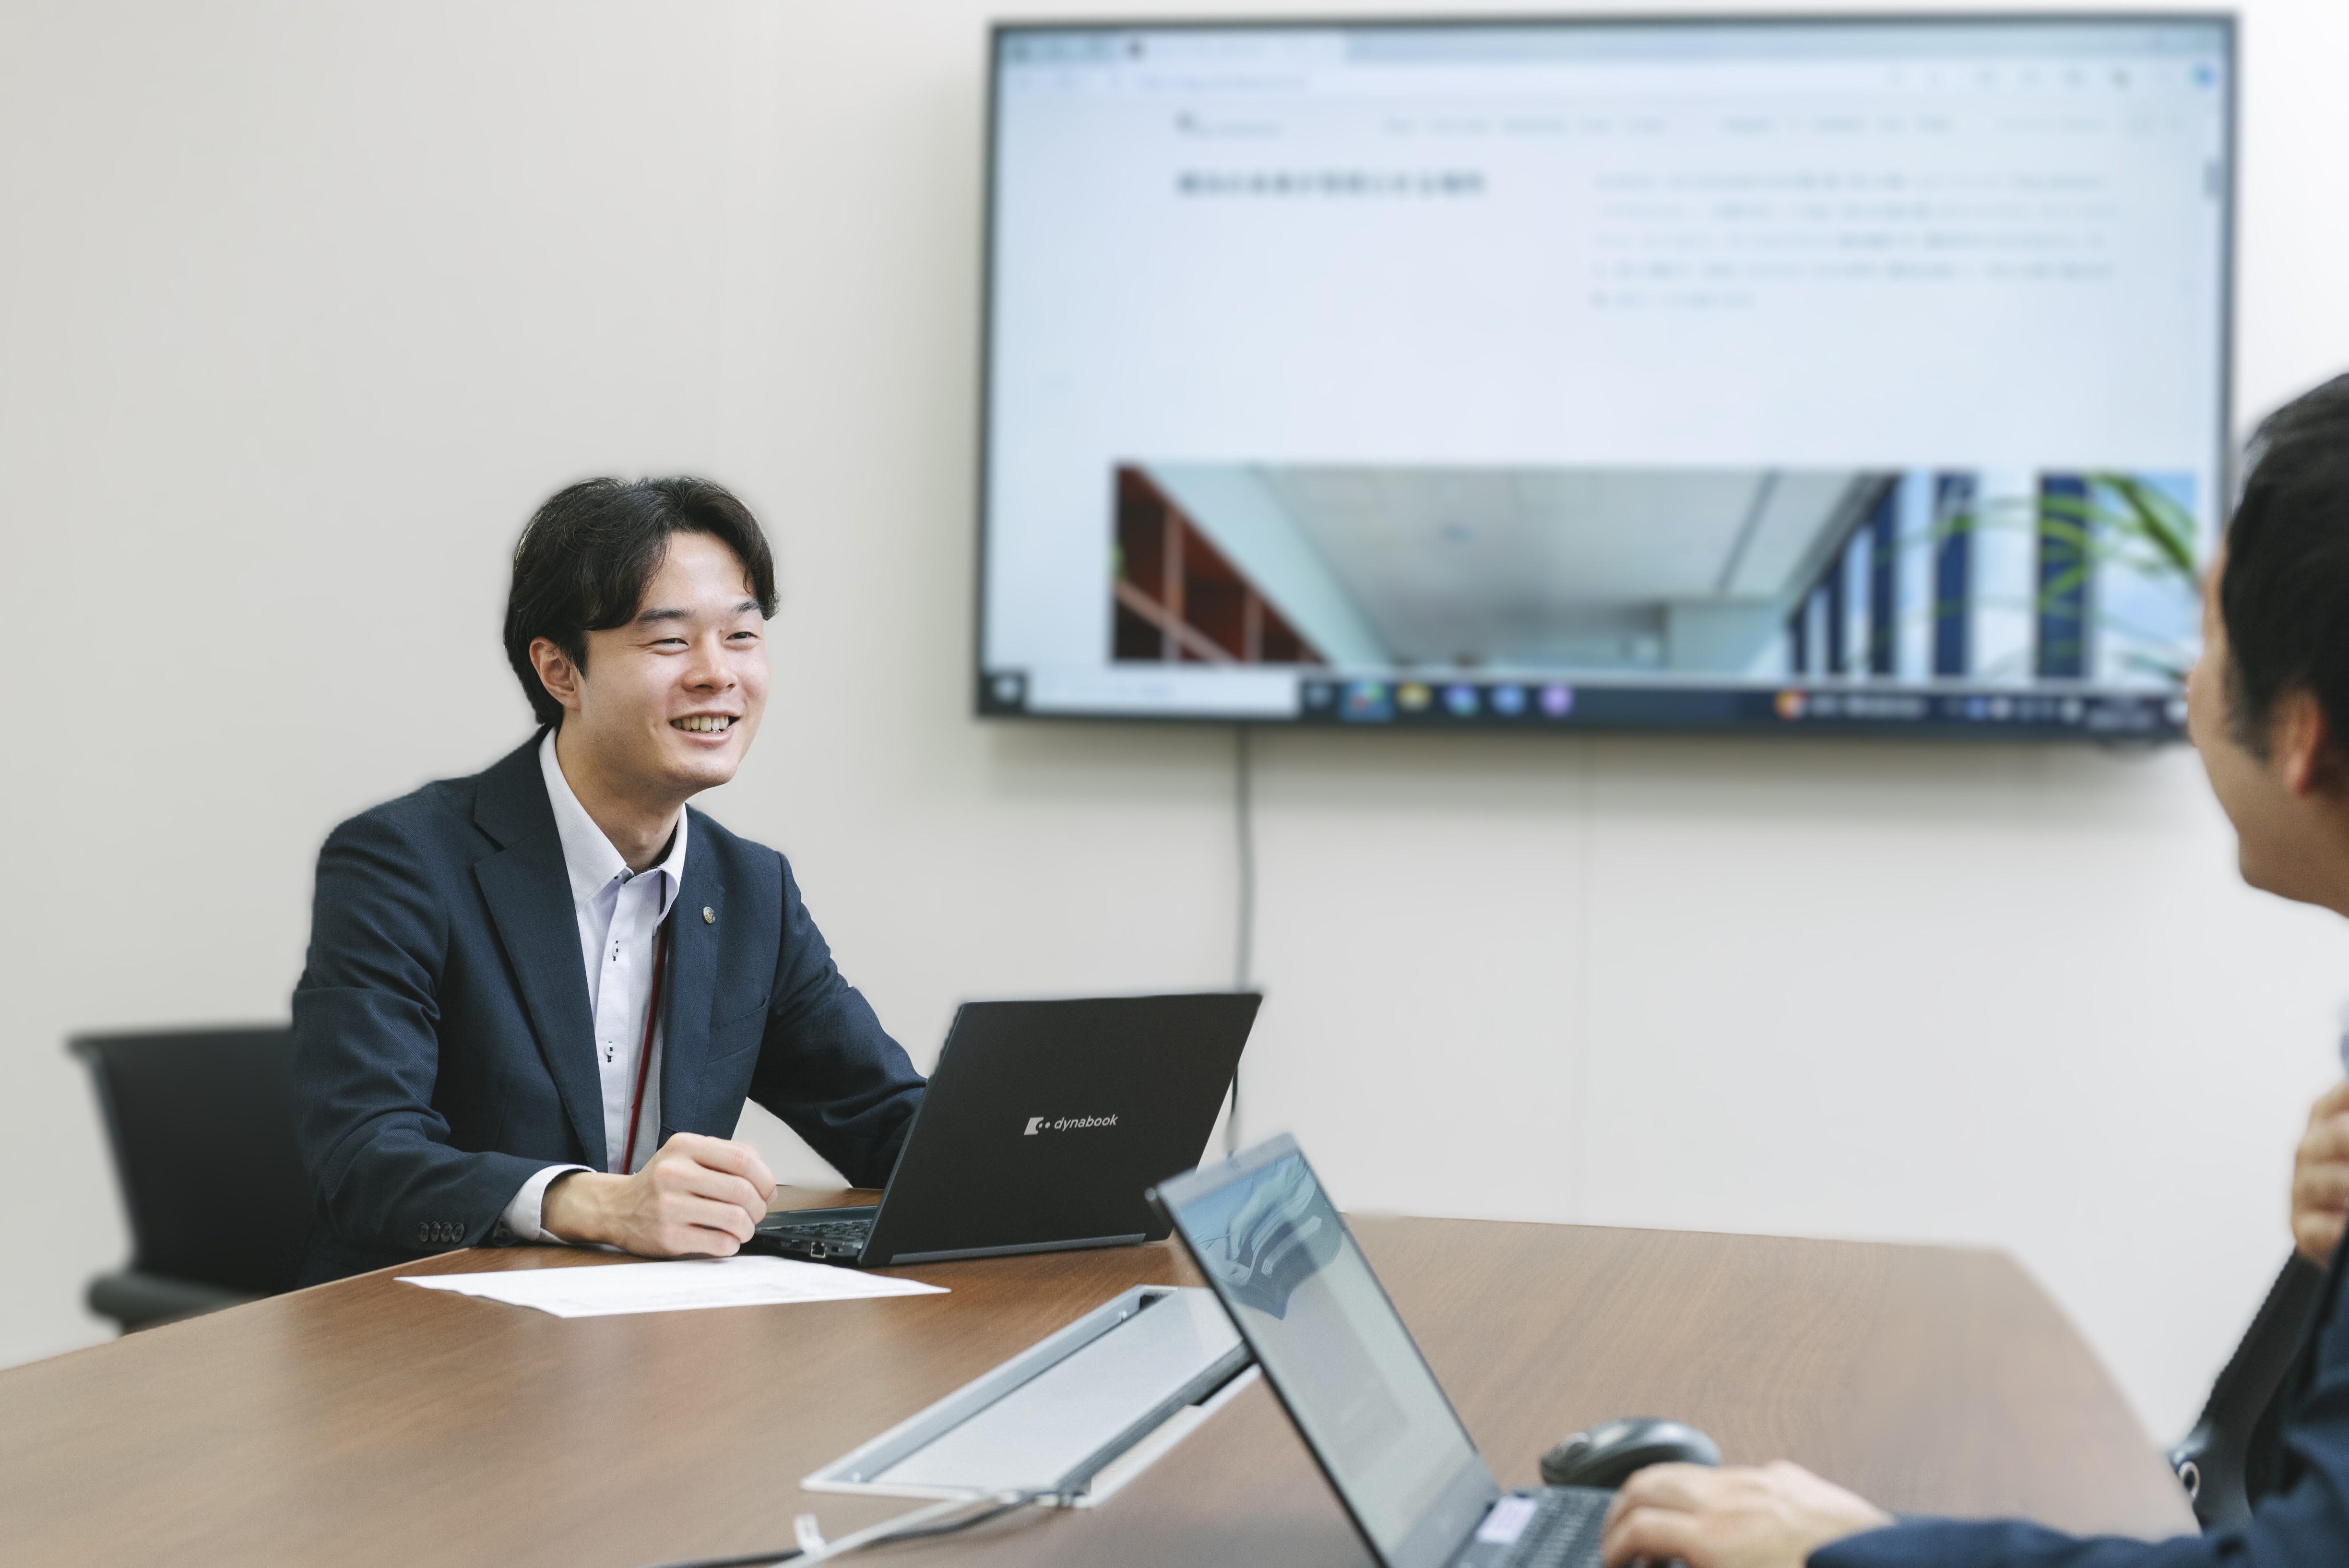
xmin=887 ymin=1233 xmax=1147 ymax=1266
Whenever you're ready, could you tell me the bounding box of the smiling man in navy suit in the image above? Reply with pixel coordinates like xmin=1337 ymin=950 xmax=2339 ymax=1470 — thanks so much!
xmin=291 ymin=477 xmax=924 ymax=1283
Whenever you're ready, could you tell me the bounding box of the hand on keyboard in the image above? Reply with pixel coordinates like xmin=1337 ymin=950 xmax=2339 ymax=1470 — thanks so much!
xmin=1599 ymin=1461 xmax=1891 ymax=1568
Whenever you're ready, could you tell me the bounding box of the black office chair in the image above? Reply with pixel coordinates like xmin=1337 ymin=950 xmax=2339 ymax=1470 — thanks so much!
xmin=2169 ymin=1252 xmax=2326 ymax=1530
xmin=70 ymin=1025 xmax=314 ymax=1332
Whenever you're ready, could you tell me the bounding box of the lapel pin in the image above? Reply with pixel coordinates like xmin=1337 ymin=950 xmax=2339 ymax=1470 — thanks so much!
xmin=702 ymin=906 xmax=715 ymax=925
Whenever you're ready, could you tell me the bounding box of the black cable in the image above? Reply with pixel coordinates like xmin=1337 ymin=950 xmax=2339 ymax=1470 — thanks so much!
xmin=1229 ymin=723 xmax=1256 ymax=1156
xmin=634 ymin=1548 xmax=798 ymax=1568
xmin=1234 ymin=724 xmax=1256 ymax=992
xmin=866 ymin=1492 xmax=1045 ymax=1544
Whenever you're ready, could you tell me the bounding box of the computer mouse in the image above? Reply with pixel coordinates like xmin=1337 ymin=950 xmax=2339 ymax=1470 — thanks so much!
xmin=1539 ymin=1417 xmax=1721 ymax=1489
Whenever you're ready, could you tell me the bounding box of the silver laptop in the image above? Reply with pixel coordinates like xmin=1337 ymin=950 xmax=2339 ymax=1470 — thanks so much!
xmin=1150 ymin=1134 xmax=1611 ymax=1568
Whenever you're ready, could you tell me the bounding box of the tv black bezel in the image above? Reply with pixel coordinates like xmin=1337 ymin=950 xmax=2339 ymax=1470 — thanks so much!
xmin=969 ymin=11 xmax=2240 ymax=743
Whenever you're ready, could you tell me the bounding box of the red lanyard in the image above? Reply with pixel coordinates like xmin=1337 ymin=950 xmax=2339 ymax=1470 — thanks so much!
xmin=619 ymin=921 xmax=669 ymax=1176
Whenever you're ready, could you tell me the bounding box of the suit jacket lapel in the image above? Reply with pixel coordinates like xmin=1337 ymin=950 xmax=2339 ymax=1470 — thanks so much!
xmin=659 ymin=832 xmax=724 ymax=1138
xmin=472 ymin=738 xmax=608 ymax=1171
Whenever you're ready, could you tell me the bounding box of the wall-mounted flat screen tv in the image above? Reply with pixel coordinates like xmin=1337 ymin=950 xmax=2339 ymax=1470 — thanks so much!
xmin=975 ymin=16 xmax=2233 ymax=738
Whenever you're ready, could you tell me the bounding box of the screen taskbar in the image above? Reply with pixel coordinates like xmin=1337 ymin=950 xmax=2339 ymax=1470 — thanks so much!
xmin=977 ymin=669 xmax=2187 ymax=740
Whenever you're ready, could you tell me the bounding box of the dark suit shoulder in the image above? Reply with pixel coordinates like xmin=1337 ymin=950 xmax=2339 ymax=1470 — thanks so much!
xmin=682 ymin=804 xmax=765 ymax=864
xmin=332 ymin=772 xmax=476 ymax=848
xmin=682 ymin=807 xmax=792 ymax=891
xmin=325 ymin=736 xmax=539 ymax=856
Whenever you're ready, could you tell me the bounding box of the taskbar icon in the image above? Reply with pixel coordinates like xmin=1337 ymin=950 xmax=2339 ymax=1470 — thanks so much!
xmin=1302 ymin=678 xmax=1575 ymax=725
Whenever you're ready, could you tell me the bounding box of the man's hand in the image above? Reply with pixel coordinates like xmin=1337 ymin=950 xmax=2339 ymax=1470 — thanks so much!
xmin=2293 ymin=1082 xmax=2349 ymax=1266
xmin=1601 ymin=1461 xmax=1893 ymax=1568
xmin=539 ymin=1133 xmax=778 ymax=1257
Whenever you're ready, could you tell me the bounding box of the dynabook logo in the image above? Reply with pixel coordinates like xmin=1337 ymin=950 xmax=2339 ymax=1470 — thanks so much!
xmin=1023 ymin=1114 xmax=1119 ymax=1135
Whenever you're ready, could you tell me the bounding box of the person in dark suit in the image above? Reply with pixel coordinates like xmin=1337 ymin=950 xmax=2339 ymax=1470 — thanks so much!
xmin=292 ymin=477 xmax=923 ymax=1284
xmin=1602 ymin=379 xmax=2349 ymax=1568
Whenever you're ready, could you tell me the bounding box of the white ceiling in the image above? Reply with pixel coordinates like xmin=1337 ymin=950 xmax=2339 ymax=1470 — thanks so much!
xmin=1254 ymin=464 xmax=1875 ymax=666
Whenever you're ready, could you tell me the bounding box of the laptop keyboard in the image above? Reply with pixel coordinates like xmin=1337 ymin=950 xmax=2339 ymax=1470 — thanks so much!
xmin=1497 ymin=1488 xmax=1609 ymax=1568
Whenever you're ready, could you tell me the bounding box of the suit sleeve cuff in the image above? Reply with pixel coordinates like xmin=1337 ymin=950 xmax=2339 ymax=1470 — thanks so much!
xmin=498 ymin=1164 xmax=592 ymax=1243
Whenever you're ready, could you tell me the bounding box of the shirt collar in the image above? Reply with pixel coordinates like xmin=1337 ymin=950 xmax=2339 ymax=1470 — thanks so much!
xmin=537 ymin=729 xmax=688 ymax=920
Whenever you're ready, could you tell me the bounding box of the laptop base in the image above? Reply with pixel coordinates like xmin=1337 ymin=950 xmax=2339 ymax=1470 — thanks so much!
xmin=749 ymin=1208 xmax=1151 ymax=1269
xmin=751 ymin=1206 xmax=879 ymax=1263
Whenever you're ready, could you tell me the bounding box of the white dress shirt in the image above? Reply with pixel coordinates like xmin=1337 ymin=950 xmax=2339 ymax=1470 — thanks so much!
xmin=497 ymin=730 xmax=689 ymax=1242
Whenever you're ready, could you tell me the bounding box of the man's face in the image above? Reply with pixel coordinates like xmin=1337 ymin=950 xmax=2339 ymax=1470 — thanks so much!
xmin=557 ymin=531 xmax=769 ymax=799
xmin=2188 ymin=548 xmax=2305 ymax=898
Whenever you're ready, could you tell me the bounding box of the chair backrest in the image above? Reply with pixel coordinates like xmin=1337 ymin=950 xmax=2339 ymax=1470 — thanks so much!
xmin=70 ymin=1026 xmax=313 ymax=1296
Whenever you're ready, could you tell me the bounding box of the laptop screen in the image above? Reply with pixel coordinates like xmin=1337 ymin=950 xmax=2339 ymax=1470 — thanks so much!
xmin=1158 ymin=1139 xmax=1494 ymax=1567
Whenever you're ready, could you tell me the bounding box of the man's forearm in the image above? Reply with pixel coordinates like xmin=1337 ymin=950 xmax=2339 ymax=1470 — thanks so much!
xmin=500 ymin=1164 xmax=592 ymax=1243
xmin=1814 ymin=1518 xmax=2219 ymax=1568
xmin=539 ymin=1169 xmax=623 ymax=1245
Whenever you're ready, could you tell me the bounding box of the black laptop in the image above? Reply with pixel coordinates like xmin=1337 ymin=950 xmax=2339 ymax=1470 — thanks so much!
xmin=1150 ymin=1134 xmax=1613 ymax=1568
xmin=751 ymin=992 xmax=1260 ymax=1267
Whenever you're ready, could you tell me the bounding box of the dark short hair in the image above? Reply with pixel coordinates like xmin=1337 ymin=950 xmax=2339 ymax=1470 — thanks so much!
xmin=2221 ymin=375 xmax=2349 ymax=756
xmin=504 ymin=477 xmax=778 ymax=728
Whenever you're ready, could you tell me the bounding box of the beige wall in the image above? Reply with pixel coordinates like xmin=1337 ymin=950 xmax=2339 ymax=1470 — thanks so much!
xmin=5 ymin=0 xmax=2349 ymax=1446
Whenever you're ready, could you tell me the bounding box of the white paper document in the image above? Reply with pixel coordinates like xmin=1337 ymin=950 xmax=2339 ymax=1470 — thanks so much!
xmin=398 ymin=1256 xmax=948 ymax=1318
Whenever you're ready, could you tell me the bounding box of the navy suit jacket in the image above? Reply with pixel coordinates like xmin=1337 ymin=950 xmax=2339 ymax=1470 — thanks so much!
xmin=290 ymin=736 xmax=925 ymax=1283
xmin=1815 ymin=1235 xmax=2349 ymax=1568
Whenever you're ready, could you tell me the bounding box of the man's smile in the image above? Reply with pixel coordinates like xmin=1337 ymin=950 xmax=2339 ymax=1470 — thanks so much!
xmin=671 ymin=714 xmax=738 ymax=734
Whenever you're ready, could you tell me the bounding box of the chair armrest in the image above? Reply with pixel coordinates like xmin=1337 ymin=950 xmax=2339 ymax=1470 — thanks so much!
xmin=87 ymin=1270 xmax=257 ymax=1333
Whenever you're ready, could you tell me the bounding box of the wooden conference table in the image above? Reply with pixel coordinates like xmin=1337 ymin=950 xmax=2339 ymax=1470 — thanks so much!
xmin=1 ymin=1191 xmax=2195 ymax=1567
